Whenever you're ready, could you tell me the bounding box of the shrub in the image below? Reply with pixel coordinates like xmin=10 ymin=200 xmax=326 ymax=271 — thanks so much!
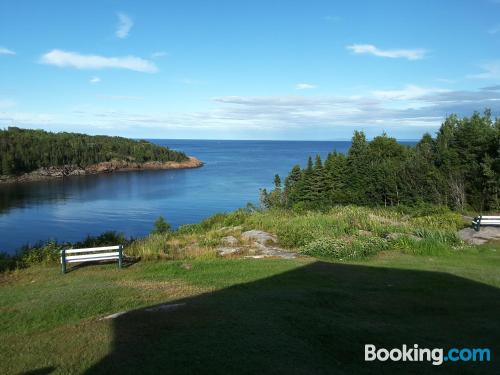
xmin=152 ymin=216 xmax=172 ymax=235
xmin=300 ymin=236 xmax=388 ymax=259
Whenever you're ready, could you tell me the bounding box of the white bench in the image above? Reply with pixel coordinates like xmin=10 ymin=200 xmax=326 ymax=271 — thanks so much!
xmin=60 ymin=245 xmax=124 ymax=274
xmin=472 ymin=215 xmax=500 ymax=231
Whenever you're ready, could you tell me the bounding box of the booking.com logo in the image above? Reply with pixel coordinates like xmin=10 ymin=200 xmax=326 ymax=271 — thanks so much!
xmin=365 ymin=344 xmax=491 ymax=366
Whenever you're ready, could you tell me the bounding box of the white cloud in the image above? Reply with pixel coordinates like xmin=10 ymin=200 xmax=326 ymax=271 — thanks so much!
xmin=151 ymin=51 xmax=168 ymax=58
xmin=0 ymin=47 xmax=15 ymax=55
xmin=295 ymin=83 xmax=317 ymax=90
xmin=468 ymin=61 xmax=500 ymax=79
xmin=116 ymin=13 xmax=133 ymax=39
xmin=90 ymin=76 xmax=101 ymax=84
xmin=347 ymin=44 xmax=427 ymax=60
xmin=40 ymin=49 xmax=158 ymax=73
xmin=372 ymin=85 xmax=447 ymax=100
xmin=3 ymin=86 xmax=499 ymax=139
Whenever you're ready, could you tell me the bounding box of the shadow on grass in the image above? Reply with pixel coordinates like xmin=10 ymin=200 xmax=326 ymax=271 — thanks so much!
xmin=65 ymin=256 xmax=140 ymax=273
xmin=85 ymin=261 xmax=499 ymax=374
xmin=21 ymin=366 xmax=56 ymax=375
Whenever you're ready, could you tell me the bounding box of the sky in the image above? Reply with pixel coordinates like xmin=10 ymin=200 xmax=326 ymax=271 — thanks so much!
xmin=1 ymin=0 xmax=500 ymax=140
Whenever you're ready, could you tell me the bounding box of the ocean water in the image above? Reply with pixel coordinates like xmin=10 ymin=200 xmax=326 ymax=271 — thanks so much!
xmin=0 ymin=140 xmax=415 ymax=253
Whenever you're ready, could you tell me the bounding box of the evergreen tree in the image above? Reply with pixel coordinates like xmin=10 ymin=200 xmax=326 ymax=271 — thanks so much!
xmin=152 ymin=216 xmax=171 ymax=235
xmin=265 ymin=110 xmax=500 ymax=211
xmin=284 ymin=165 xmax=302 ymax=207
xmin=0 ymin=127 xmax=188 ymax=176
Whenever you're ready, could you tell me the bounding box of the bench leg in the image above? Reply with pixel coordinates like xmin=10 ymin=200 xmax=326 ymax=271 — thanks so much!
xmin=61 ymin=250 xmax=67 ymax=274
xmin=118 ymin=246 xmax=123 ymax=269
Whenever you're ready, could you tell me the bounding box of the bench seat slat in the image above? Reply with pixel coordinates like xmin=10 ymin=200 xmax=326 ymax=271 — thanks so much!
xmin=64 ymin=246 xmax=121 ymax=254
xmin=67 ymin=256 xmax=119 ymax=263
xmin=65 ymin=252 xmax=119 ymax=261
xmin=478 ymin=216 xmax=500 ymax=219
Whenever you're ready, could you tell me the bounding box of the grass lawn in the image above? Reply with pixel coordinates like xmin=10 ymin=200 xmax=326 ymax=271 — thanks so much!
xmin=1 ymin=246 xmax=499 ymax=374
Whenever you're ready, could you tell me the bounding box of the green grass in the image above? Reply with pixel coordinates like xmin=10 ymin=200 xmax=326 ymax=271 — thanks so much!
xmin=121 ymin=205 xmax=468 ymax=260
xmin=1 ymin=245 xmax=499 ymax=374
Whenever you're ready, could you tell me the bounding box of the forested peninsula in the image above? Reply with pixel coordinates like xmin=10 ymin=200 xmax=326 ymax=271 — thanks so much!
xmin=0 ymin=127 xmax=203 ymax=183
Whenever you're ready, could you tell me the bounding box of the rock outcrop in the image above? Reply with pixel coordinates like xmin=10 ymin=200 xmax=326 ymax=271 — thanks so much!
xmin=216 ymin=229 xmax=297 ymax=259
xmin=458 ymin=227 xmax=500 ymax=245
xmin=0 ymin=157 xmax=203 ymax=184
xmin=241 ymin=230 xmax=278 ymax=245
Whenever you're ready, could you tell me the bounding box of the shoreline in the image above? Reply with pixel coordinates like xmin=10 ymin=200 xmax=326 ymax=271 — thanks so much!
xmin=0 ymin=156 xmax=204 ymax=184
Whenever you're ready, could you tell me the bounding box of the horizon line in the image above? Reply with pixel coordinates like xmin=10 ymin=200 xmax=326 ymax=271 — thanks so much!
xmin=142 ymin=138 xmax=421 ymax=142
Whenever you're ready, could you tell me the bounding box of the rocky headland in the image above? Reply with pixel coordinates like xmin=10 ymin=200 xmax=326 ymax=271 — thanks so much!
xmin=0 ymin=156 xmax=203 ymax=184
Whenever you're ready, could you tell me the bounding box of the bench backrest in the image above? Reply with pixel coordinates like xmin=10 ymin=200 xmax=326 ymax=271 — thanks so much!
xmin=479 ymin=218 xmax=500 ymax=223
xmin=60 ymin=245 xmax=123 ymax=273
xmin=472 ymin=216 xmax=500 ymax=231
xmin=61 ymin=245 xmax=122 ymax=263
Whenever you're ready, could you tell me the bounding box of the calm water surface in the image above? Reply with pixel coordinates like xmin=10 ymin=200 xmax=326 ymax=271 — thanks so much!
xmin=0 ymin=140 xmax=415 ymax=253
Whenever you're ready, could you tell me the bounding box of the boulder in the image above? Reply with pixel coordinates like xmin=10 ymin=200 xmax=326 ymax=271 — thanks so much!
xmin=221 ymin=236 xmax=239 ymax=246
xmin=241 ymin=230 xmax=277 ymax=245
xmin=458 ymin=227 xmax=500 ymax=245
xmin=217 ymin=247 xmax=241 ymax=256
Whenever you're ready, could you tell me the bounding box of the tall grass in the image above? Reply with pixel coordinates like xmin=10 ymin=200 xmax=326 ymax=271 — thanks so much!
xmin=1 ymin=205 xmax=470 ymax=270
xmin=126 ymin=205 xmax=467 ymax=261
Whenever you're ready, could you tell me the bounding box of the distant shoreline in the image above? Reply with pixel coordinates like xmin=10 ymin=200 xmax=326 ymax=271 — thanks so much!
xmin=0 ymin=156 xmax=204 ymax=184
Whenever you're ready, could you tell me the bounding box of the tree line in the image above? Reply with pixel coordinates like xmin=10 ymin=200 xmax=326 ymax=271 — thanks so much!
xmin=261 ymin=110 xmax=500 ymax=212
xmin=0 ymin=127 xmax=188 ymax=176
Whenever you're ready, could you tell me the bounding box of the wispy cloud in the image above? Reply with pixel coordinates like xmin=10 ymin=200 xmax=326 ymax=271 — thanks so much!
xmin=295 ymin=83 xmax=317 ymax=90
xmin=89 ymin=76 xmax=101 ymax=84
xmin=481 ymin=84 xmax=500 ymax=90
xmin=3 ymin=86 xmax=499 ymax=139
xmin=467 ymin=61 xmax=500 ymax=79
xmin=347 ymin=44 xmax=427 ymax=60
xmin=151 ymin=51 xmax=168 ymax=58
xmin=372 ymin=85 xmax=447 ymax=100
xmin=40 ymin=49 xmax=158 ymax=73
xmin=209 ymin=85 xmax=500 ymax=130
xmin=116 ymin=12 xmax=133 ymax=39
xmin=0 ymin=47 xmax=15 ymax=55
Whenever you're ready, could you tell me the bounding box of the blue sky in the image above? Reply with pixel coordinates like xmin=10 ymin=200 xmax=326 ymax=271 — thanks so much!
xmin=1 ymin=0 xmax=500 ymax=140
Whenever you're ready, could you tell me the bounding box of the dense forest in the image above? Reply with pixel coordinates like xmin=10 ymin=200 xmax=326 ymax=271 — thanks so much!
xmin=0 ymin=127 xmax=188 ymax=176
xmin=261 ymin=111 xmax=500 ymax=212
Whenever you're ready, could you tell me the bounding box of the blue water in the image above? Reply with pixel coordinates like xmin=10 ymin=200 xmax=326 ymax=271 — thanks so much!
xmin=0 ymin=140 xmax=415 ymax=253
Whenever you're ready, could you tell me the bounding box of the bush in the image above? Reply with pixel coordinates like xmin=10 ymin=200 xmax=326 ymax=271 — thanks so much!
xmin=19 ymin=241 xmax=62 ymax=265
xmin=152 ymin=216 xmax=172 ymax=235
xmin=300 ymin=236 xmax=388 ymax=259
xmin=0 ymin=231 xmax=131 ymax=270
